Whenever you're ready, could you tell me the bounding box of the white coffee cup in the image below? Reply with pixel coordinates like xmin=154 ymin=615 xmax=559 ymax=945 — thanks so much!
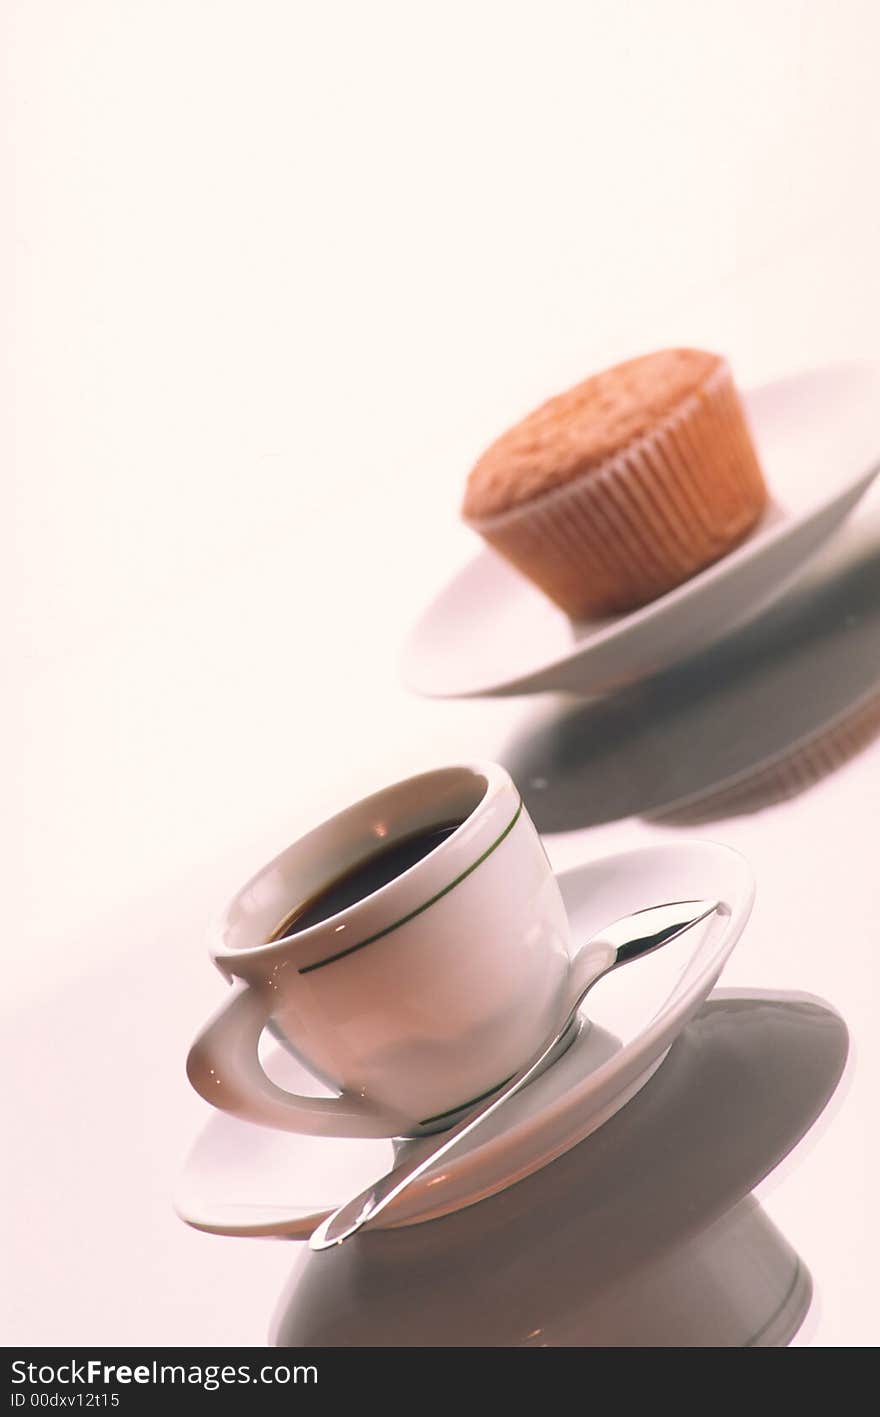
xmin=187 ymin=763 xmax=572 ymax=1138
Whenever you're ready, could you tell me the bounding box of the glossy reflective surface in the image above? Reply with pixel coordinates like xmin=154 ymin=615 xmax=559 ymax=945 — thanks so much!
xmin=5 ymin=4 xmax=880 ymax=1349
xmin=275 ymin=992 xmax=847 ymax=1346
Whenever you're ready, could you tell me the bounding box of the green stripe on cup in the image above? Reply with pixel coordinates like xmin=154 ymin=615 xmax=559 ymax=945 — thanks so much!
xmin=298 ymin=797 xmax=524 ymax=974
xmin=417 ymin=1072 xmax=516 ymax=1129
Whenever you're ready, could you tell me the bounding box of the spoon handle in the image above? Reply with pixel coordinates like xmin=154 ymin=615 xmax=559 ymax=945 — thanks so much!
xmin=309 ymin=898 xmax=718 ymax=1251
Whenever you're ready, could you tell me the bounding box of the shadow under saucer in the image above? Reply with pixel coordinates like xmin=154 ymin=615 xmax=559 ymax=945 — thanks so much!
xmin=271 ymin=989 xmax=848 ymax=1347
xmin=502 ymin=510 xmax=880 ymax=831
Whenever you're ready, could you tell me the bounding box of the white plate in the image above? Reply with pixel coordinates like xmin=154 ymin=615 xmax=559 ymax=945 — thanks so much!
xmin=175 ymin=839 xmax=754 ymax=1239
xmin=401 ymin=364 xmax=880 ymax=698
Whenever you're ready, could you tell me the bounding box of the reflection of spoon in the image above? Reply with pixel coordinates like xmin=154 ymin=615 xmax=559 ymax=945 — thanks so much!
xmin=309 ymin=899 xmax=719 ymax=1251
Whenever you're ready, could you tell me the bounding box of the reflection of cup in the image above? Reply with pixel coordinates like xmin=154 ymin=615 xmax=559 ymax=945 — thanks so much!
xmin=275 ymin=1193 xmax=810 ymax=1348
xmin=187 ymin=763 xmax=572 ymax=1138
xmin=272 ymin=992 xmax=846 ymax=1346
xmin=543 ymin=1195 xmax=812 ymax=1347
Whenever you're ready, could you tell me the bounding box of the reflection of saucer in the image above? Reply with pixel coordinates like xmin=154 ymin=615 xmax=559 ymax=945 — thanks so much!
xmin=273 ymin=991 xmax=848 ymax=1347
xmin=175 ymin=839 xmax=753 ymax=1238
xmin=402 ymin=364 xmax=880 ymax=699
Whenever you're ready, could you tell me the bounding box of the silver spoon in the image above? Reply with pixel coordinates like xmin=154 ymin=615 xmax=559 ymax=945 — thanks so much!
xmin=309 ymin=897 xmax=720 ymax=1251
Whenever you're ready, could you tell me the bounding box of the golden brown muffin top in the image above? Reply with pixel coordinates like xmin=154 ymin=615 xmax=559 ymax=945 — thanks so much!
xmin=462 ymin=348 xmax=724 ymax=521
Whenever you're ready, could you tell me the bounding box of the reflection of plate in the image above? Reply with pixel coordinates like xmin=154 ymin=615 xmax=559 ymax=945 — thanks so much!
xmin=502 ymin=510 xmax=880 ymax=831
xmin=175 ymin=839 xmax=753 ymax=1238
xmin=402 ymin=364 xmax=880 ymax=699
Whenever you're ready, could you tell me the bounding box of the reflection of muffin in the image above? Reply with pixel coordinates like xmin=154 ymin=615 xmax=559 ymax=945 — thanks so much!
xmin=660 ymin=689 xmax=880 ymax=826
xmin=462 ymin=349 xmax=768 ymax=619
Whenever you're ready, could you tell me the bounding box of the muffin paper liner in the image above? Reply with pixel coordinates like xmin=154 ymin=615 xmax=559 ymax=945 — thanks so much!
xmin=465 ymin=362 xmax=768 ymax=619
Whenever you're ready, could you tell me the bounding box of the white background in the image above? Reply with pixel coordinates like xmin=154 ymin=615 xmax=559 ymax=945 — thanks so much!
xmin=3 ymin=1 xmax=879 ymax=1345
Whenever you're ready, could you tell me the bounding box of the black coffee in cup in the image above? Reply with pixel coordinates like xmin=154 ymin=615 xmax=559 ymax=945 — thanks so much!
xmin=269 ymin=821 xmax=462 ymax=941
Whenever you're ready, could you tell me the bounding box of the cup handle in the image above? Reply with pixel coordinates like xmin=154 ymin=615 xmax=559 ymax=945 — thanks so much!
xmin=186 ymin=981 xmax=409 ymax=1139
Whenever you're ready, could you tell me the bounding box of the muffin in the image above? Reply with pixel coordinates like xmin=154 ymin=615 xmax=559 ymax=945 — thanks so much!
xmin=461 ymin=349 xmax=768 ymax=619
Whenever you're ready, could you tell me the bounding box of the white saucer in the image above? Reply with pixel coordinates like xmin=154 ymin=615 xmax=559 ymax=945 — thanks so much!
xmin=175 ymin=839 xmax=754 ymax=1239
xmin=401 ymin=364 xmax=880 ymax=698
